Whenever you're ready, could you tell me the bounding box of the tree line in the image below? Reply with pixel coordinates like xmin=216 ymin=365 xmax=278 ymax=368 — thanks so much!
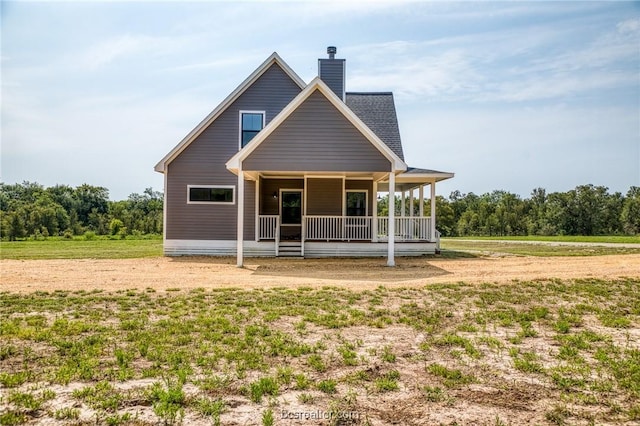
xmin=1 ymin=182 xmax=638 ymax=241
xmin=383 ymin=184 xmax=639 ymax=237
xmin=0 ymin=182 xmax=163 ymax=240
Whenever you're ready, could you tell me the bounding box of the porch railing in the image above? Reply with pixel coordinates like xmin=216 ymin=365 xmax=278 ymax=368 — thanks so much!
xmin=258 ymin=215 xmax=279 ymax=240
xmin=258 ymin=215 xmax=434 ymax=242
xmin=305 ymin=216 xmax=372 ymax=241
xmin=377 ymin=217 xmax=432 ymax=241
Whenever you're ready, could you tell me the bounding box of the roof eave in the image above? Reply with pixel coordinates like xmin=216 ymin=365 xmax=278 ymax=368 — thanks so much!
xmin=155 ymin=52 xmax=306 ymax=173
xmin=226 ymin=77 xmax=408 ymax=174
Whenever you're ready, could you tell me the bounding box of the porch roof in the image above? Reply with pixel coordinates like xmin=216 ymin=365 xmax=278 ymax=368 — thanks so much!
xmin=377 ymin=167 xmax=455 ymax=192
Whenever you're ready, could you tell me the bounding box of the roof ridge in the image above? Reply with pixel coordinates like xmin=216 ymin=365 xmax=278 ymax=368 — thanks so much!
xmin=346 ymin=91 xmax=393 ymax=95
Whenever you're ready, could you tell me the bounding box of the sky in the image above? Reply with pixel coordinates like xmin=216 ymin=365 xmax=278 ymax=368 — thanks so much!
xmin=1 ymin=1 xmax=639 ymax=201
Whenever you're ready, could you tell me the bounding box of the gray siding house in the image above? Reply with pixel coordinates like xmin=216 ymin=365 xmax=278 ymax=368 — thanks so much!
xmin=155 ymin=48 xmax=453 ymax=266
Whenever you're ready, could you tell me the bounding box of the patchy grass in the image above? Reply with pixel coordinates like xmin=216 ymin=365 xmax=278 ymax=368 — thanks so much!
xmin=0 ymin=278 xmax=638 ymax=424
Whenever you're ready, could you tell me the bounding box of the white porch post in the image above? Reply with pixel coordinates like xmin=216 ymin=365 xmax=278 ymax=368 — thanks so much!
xmin=401 ymin=191 xmax=406 ymax=217
xmin=409 ymin=189 xmax=414 ymax=217
xmin=430 ymin=181 xmax=436 ymax=242
xmin=372 ymin=181 xmax=378 ymax=242
xmin=255 ymin=177 xmax=260 ymax=242
xmin=419 ymin=185 xmax=424 ymax=217
xmin=387 ymin=172 xmax=395 ymax=267
xmin=237 ymin=165 xmax=244 ymax=267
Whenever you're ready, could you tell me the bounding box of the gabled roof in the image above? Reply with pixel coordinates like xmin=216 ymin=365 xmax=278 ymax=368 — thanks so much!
xmin=226 ymin=77 xmax=407 ymax=174
xmin=345 ymin=92 xmax=404 ymax=161
xmin=154 ymin=53 xmax=306 ymax=173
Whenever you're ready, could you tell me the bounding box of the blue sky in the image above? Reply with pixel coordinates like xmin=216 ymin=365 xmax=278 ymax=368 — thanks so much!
xmin=2 ymin=1 xmax=639 ymax=200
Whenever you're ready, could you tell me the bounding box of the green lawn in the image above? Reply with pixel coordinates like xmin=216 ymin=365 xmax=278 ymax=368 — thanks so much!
xmin=445 ymin=235 xmax=640 ymax=244
xmin=1 ymin=279 xmax=638 ymax=425
xmin=441 ymin=239 xmax=640 ymax=257
xmin=0 ymin=237 xmax=163 ymax=260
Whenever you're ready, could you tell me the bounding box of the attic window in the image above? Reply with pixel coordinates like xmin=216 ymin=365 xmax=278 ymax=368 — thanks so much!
xmin=240 ymin=111 xmax=265 ymax=148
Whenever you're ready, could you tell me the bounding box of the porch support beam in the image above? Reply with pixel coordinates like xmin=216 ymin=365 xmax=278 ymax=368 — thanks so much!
xmin=409 ymin=189 xmax=414 ymax=217
xmin=387 ymin=172 xmax=396 ymax=267
xmin=430 ymin=181 xmax=436 ymax=242
xmin=254 ymin=177 xmax=260 ymax=242
xmin=372 ymin=181 xmax=378 ymax=242
xmin=401 ymin=191 xmax=405 ymax=217
xmin=419 ymin=185 xmax=424 ymax=217
xmin=237 ymin=166 xmax=244 ymax=267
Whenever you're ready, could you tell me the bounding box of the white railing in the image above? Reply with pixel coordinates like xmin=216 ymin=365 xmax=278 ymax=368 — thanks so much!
xmin=377 ymin=217 xmax=432 ymax=241
xmin=305 ymin=216 xmax=372 ymax=241
xmin=258 ymin=215 xmax=279 ymax=240
xmin=258 ymin=215 xmax=435 ymax=243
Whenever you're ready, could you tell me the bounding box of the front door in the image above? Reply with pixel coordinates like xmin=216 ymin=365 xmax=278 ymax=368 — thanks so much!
xmin=280 ymin=190 xmax=302 ymax=241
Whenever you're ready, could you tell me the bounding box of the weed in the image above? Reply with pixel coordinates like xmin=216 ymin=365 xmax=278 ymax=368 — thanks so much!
xmin=196 ymin=398 xmax=225 ymax=425
xmin=423 ymin=385 xmax=445 ymax=402
xmin=298 ymin=393 xmax=314 ymax=404
xmin=262 ymin=408 xmax=274 ymax=426
xmin=294 ymin=373 xmax=311 ymax=390
xmin=248 ymin=377 xmax=279 ymax=403
xmin=318 ymin=379 xmax=338 ymax=394
xmin=53 ymin=407 xmax=80 ymax=420
xmin=307 ymin=354 xmax=327 ymax=372
xmin=380 ymin=345 xmax=396 ymax=363
xmin=374 ymin=370 xmax=400 ymax=392
xmin=427 ymin=363 xmax=474 ymax=387
xmin=148 ymin=379 xmax=186 ymax=425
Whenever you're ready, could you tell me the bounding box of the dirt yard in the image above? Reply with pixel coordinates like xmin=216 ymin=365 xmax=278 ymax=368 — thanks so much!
xmin=1 ymin=254 xmax=638 ymax=293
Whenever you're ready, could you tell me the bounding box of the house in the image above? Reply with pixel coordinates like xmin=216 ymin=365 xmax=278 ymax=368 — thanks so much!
xmin=155 ymin=47 xmax=454 ymax=267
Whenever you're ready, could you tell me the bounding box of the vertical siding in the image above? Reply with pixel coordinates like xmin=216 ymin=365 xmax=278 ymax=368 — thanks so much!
xmin=243 ymin=90 xmax=391 ymax=172
xmin=166 ymin=63 xmax=302 ymax=240
xmin=345 ymin=180 xmax=374 ymax=216
xmin=318 ymin=59 xmax=345 ymax=99
xmin=306 ymin=178 xmax=342 ymax=215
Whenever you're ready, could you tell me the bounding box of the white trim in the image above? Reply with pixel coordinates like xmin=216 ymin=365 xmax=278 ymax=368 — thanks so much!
xmin=162 ymin=239 xmax=436 ymax=257
xmin=419 ymin=185 xmax=424 ymax=217
xmin=187 ymin=185 xmax=235 ymax=205
xmin=342 ymin=177 xmax=346 ymax=217
xmin=237 ymin=168 xmax=244 ymax=266
xmin=255 ymin=178 xmax=260 ymax=242
xmin=238 ymin=110 xmax=266 ymax=150
xmin=345 ymin=189 xmax=368 ymax=217
xmin=430 ymin=182 xmax=436 ymax=243
xmin=279 ymin=188 xmax=303 ymax=226
xmin=226 ymin=77 xmax=407 ymax=174
xmin=155 ymin=52 xmax=306 ymax=173
xmin=387 ymin=172 xmax=395 ymax=267
xmin=372 ymin=181 xmax=378 ymax=243
xmin=163 ymin=171 xmax=168 ymax=245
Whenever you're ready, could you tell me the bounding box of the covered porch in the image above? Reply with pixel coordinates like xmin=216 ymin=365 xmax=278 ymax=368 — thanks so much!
xmin=245 ymin=168 xmax=452 ymax=258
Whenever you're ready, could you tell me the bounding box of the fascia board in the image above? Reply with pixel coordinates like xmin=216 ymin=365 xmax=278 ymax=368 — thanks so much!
xmin=155 ymin=52 xmax=306 ymax=173
xmin=226 ymin=77 xmax=407 ymax=174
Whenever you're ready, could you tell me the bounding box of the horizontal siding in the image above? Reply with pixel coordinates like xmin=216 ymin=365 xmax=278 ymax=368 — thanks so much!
xmin=306 ymin=178 xmax=342 ymax=215
xmin=243 ymin=90 xmax=391 ymax=172
xmin=166 ymin=63 xmax=302 ymax=240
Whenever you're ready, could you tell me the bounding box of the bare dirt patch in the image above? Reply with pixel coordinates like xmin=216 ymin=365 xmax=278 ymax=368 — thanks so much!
xmin=1 ymin=254 xmax=639 ymax=293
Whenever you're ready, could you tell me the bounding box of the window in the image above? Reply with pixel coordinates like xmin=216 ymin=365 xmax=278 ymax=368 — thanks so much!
xmin=240 ymin=111 xmax=265 ymax=148
xmin=346 ymin=191 xmax=367 ymax=216
xmin=187 ymin=186 xmax=235 ymax=204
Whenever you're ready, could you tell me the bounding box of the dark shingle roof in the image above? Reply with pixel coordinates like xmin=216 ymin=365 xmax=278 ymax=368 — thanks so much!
xmin=345 ymin=92 xmax=404 ymax=161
